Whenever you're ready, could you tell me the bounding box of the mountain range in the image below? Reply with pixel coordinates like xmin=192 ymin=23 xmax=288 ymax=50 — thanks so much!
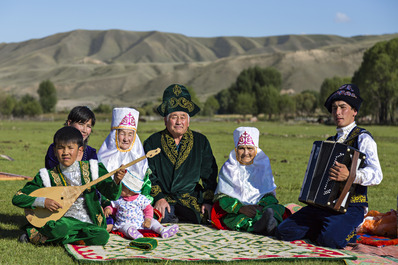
xmin=0 ymin=30 xmax=397 ymax=110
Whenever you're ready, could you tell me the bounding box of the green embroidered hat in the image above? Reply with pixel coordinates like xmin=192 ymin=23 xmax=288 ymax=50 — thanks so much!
xmin=157 ymin=84 xmax=200 ymax=117
xmin=127 ymin=237 xmax=158 ymax=251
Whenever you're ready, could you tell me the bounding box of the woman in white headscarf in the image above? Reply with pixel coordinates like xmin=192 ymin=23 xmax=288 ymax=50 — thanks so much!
xmin=98 ymin=108 xmax=152 ymax=200
xmin=212 ymin=127 xmax=288 ymax=235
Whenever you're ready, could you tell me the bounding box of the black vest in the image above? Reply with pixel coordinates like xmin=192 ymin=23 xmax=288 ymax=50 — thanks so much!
xmin=327 ymin=126 xmax=372 ymax=207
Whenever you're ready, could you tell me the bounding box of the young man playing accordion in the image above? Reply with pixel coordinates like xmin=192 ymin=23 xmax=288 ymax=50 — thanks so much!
xmin=275 ymin=84 xmax=383 ymax=249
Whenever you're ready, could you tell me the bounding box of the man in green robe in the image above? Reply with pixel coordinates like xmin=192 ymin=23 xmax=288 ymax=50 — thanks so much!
xmin=144 ymin=84 xmax=218 ymax=224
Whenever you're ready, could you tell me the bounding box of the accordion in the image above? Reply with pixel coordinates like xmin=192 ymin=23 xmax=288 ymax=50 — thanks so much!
xmin=299 ymin=141 xmax=366 ymax=213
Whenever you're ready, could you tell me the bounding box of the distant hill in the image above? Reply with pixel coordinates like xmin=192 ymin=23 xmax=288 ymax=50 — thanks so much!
xmin=0 ymin=30 xmax=397 ymax=110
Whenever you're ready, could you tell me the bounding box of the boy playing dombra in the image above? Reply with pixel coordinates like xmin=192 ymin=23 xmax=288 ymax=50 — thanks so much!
xmin=12 ymin=126 xmax=126 ymax=245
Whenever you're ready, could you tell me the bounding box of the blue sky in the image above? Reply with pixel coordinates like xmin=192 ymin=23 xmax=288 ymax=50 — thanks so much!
xmin=1 ymin=0 xmax=397 ymax=43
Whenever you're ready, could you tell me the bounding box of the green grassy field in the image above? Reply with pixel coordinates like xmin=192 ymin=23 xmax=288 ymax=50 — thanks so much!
xmin=0 ymin=118 xmax=397 ymax=264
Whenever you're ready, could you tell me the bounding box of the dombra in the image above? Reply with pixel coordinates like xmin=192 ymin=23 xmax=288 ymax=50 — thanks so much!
xmin=299 ymin=141 xmax=366 ymax=213
xmin=25 ymin=148 xmax=160 ymax=228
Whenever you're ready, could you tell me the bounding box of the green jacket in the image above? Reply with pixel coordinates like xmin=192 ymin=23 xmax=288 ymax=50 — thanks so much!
xmin=143 ymin=128 xmax=218 ymax=218
xmin=12 ymin=160 xmax=122 ymax=228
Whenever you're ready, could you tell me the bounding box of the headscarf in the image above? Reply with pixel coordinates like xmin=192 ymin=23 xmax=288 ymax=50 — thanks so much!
xmin=215 ymin=127 xmax=276 ymax=205
xmin=98 ymin=108 xmax=148 ymax=190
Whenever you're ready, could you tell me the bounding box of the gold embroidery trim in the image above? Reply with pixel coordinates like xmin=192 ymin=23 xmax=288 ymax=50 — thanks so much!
xmin=173 ymin=84 xmax=182 ymax=96
xmin=350 ymin=194 xmax=367 ymax=203
xmin=50 ymin=167 xmax=65 ymax=186
xmin=161 ymin=129 xmax=194 ymax=170
xmin=161 ymin=129 xmax=177 ymax=165
xmin=150 ymin=185 xmax=162 ymax=198
xmin=160 ymin=97 xmax=195 ymax=114
xmin=345 ymin=229 xmax=356 ymax=242
xmin=80 ymin=161 xmax=91 ymax=191
xmin=345 ymin=127 xmax=362 ymax=147
xmin=165 ymin=195 xmax=177 ymax=204
xmin=176 ymin=129 xmax=193 ymax=169
xmin=96 ymin=214 xmax=103 ymax=226
xmin=179 ymin=193 xmax=201 ymax=213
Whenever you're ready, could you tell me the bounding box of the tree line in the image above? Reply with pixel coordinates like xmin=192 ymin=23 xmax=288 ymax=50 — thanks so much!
xmin=0 ymin=80 xmax=57 ymax=117
xmin=1 ymin=38 xmax=396 ymax=124
xmin=204 ymin=37 xmax=397 ymax=124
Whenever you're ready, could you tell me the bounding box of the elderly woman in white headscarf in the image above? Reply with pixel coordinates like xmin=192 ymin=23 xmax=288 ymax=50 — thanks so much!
xmin=211 ymin=127 xmax=288 ymax=236
xmin=98 ymin=108 xmax=152 ymax=200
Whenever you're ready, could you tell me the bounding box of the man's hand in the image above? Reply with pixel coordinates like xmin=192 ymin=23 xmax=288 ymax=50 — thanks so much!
xmin=143 ymin=218 xmax=151 ymax=228
xmin=44 ymin=198 xmax=62 ymax=212
xmin=201 ymin=203 xmax=212 ymax=219
xmin=154 ymin=198 xmax=170 ymax=218
xmin=238 ymin=205 xmax=263 ymax=218
xmin=114 ymin=167 xmax=127 ymax=185
xmin=329 ymin=161 xmax=349 ymax=181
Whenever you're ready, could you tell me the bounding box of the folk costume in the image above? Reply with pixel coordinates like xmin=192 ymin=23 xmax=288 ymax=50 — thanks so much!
xmin=276 ymin=84 xmax=383 ymax=249
xmin=45 ymin=143 xmax=97 ymax=169
xmin=212 ymin=127 xmax=286 ymax=234
xmin=98 ymin=108 xmax=152 ymax=200
xmin=143 ymin=84 xmax=218 ymax=224
xmin=12 ymin=160 xmax=122 ymax=245
xmin=105 ymin=173 xmax=179 ymax=239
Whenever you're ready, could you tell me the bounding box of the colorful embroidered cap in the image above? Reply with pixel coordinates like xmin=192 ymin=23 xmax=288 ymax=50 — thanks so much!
xmin=157 ymin=84 xmax=200 ymax=117
xmin=233 ymin=127 xmax=259 ymax=148
xmin=122 ymin=169 xmax=144 ymax=193
xmin=324 ymin=84 xmax=363 ymax=113
xmin=111 ymin=108 xmax=139 ymax=130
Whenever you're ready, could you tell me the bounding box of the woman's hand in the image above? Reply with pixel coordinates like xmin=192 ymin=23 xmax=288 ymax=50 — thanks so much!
xmin=238 ymin=205 xmax=263 ymax=218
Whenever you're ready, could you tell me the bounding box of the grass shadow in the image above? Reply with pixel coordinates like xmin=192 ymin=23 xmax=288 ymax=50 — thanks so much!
xmin=0 ymin=213 xmax=28 ymax=239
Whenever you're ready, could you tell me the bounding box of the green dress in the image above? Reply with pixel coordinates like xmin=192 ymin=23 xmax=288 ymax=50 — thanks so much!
xmin=143 ymin=128 xmax=218 ymax=223
xmin=12 ymin=160 xmax=122 ymax=245
xmin=215 ymin=193 xmax=286 ymax=232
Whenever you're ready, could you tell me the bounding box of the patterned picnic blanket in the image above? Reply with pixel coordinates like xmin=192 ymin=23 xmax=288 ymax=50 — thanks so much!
xmin=65 ymin=223 xmax=355 ymax=262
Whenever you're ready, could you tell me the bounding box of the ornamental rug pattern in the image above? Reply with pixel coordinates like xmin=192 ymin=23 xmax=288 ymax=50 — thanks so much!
xmin=65 ymin=223 xmax=356 ymax=262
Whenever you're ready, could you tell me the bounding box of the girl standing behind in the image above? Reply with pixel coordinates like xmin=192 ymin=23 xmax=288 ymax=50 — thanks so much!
xmin=45 ymin=106 xmax=97 ymax=169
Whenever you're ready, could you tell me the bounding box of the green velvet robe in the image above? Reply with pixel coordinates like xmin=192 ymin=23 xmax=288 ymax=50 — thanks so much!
xmin=12 ymin=161 xmax=122 ymax=244
xmin=143 ymin=128 xmax=218 ymax=223
xmin=216 ymin=193 xmax=286 ymax=232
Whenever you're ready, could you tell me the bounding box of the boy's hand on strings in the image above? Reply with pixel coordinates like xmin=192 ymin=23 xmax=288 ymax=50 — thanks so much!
xmin=114 ymin=166 xmax=127 ymax=185
xmin=44 ymin=198 xmax=62 ymax=212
